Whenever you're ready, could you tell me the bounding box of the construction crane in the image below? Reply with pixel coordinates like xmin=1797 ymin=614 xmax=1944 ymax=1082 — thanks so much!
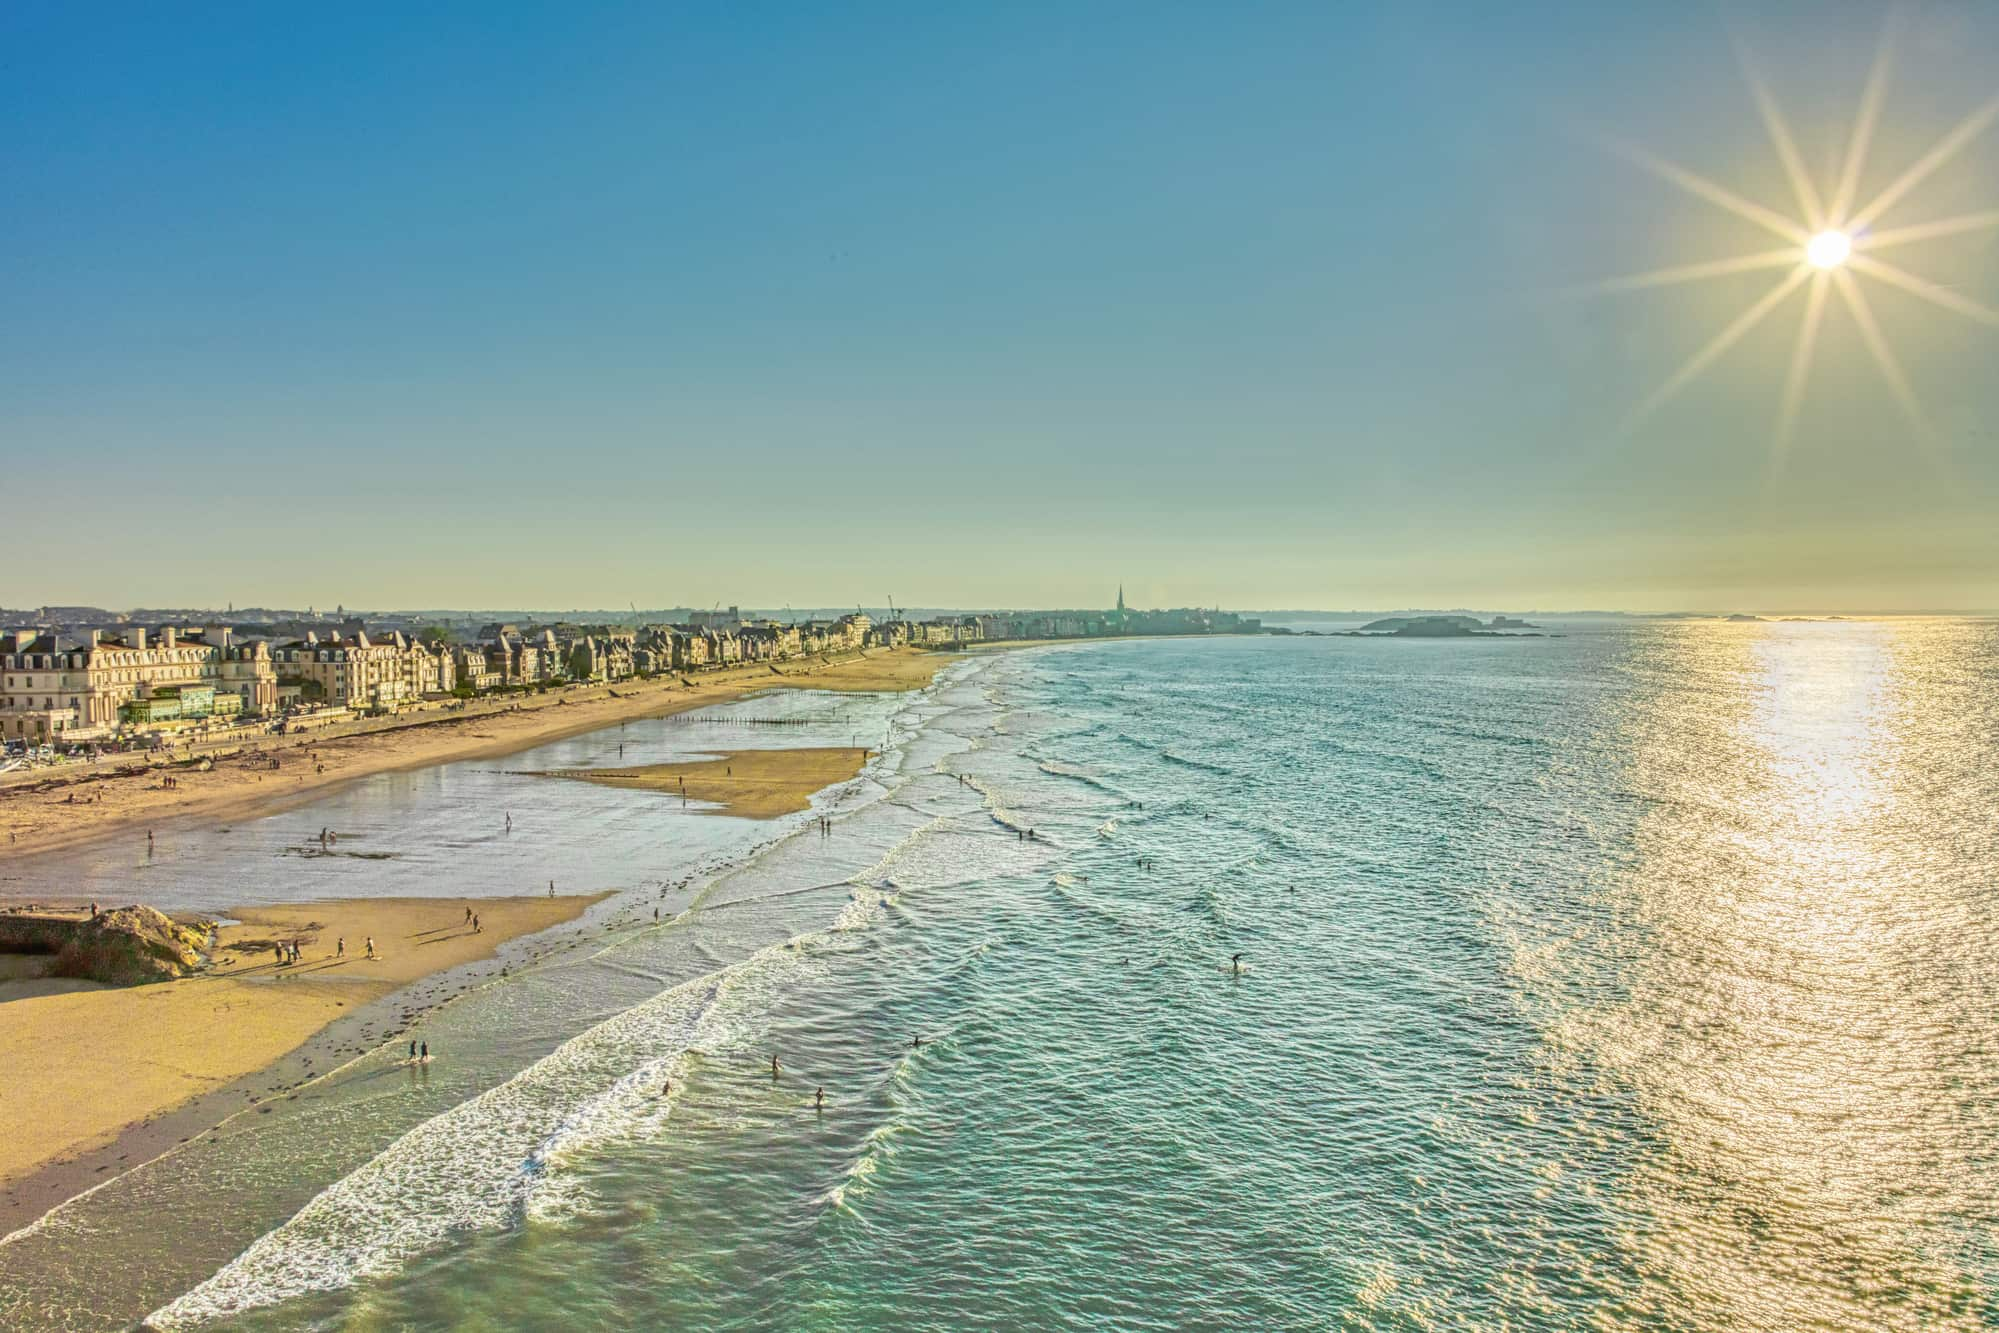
xmin=887 ymin=595 xmax=897 ymax=622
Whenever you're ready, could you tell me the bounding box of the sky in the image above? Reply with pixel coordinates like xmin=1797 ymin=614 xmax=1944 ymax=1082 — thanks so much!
xmin=3 ymin=1 xmax=1996 ymax=613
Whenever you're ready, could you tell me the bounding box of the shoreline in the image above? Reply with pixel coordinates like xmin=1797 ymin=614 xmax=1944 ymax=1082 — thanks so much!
xmin=0 ymin=646 xmax=980 ymax=1239
xmin=0 ymin=647 xmax=954 ymax=862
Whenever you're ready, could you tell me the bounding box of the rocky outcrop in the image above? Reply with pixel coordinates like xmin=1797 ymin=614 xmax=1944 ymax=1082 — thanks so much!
xmin=0 ymin=906 xmax=210 ymax=985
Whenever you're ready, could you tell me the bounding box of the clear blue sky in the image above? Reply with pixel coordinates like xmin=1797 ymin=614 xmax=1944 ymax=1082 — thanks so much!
xmin=4 ymin=2 xmax=1995 ymax=611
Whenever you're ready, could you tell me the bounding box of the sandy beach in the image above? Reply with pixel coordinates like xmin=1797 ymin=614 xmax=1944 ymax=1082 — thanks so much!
xmin=0 ymin=647 xmax=952 ymax=859
xmin=549 ymin=746 xmax=872 ymax=818
xmin=0 ymin=894 xmax=604 ymax=1198
xmin=0 ymin=647 xmax=964 ymax=1230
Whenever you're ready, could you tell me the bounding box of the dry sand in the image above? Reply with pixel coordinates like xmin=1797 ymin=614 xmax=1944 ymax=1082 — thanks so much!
xmin=552 ymin=746 xmax=871 ymax=818
xmin=0 ymin=647 xmax=954 ymax=858
xmin=0 ymin=894 xmax=603 ymax=1190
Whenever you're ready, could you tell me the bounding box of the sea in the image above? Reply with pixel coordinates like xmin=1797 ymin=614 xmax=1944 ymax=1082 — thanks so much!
xmin=0 ymin=622 xmax=1994 ymax=1331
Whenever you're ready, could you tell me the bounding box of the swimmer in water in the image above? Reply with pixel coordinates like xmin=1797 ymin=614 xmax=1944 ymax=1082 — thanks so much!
xmin=815 ymin=1086 xmax=825 ymax=1110
xmin=911 ymin=1034 xmax=923 ymax=1048
xmin=1231 ymin=953 xmax=1243 ymax=976
xmin=771 ymin=1054 xmax=781 ymax=1080
xmin=408 ymin=1040 xmax=417 ymax=1061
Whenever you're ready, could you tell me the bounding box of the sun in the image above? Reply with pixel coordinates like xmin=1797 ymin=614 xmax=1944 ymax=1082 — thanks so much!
xmin=1805 ymin=229 xmax=1852 ymax=270
xmin=1577 ymin=20 xmax=1999 ymax=456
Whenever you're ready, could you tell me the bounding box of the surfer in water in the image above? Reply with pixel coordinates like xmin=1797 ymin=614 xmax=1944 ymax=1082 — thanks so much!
xmin=771 ymin=1054 xmax=781 ymax=1080
xmin=815 ymin=1087 xmax=825 ymax=1111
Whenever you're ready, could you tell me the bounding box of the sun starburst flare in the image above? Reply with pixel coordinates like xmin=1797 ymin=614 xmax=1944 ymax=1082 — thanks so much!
xmin=1578 ymin=19 xmax=1999 ymax=455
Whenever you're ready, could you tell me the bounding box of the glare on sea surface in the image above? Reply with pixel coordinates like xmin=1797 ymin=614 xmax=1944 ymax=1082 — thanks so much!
xmin=1592 ymin=619 xmax=1999 ymax=1330
xmin=1804 ymin=229 xmax=1851 ymax=269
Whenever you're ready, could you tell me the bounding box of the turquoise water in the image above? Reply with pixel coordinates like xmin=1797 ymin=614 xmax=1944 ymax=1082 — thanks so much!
xmin=4 ymin=626 xmax=1996 ymax=1329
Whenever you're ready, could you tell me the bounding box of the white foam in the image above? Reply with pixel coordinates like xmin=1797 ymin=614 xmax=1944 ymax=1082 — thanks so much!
xmin=148 ymin=888 xmax=882 ymax=1329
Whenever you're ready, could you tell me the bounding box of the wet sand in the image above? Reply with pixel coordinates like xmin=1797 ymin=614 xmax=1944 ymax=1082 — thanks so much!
xmin=0 ymin=894 xmax=604 ymax=1195
xmin=550 ymin=746 xmax=871 ymax=818
xmin=0 ymin=648 xmax=953 ymax=859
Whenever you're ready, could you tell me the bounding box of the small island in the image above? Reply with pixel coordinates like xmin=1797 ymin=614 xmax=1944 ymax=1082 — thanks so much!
xmin=1350 ymin=615 xmax=1543 ymax=638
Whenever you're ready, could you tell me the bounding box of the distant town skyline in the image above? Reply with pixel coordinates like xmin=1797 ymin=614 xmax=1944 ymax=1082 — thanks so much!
xmin=5 ymin=3 xmax=1996 ymax=612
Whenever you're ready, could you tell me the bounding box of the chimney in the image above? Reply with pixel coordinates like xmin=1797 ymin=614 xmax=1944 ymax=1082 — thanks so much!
xmin=88 ymin=629 xmax=102 ymax=649
xmin=131 ymin=627 xmax=147 ymax=650
xmin=162 ymin=626 xmax=177 ymax=649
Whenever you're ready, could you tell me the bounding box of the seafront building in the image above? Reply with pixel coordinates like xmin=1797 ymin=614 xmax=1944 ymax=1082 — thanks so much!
xmin=0 ymin=627 xmax=277 ymax=744
xmin=2 ymin=592 xmax=1261 ymax=751
xmin=268 ymin=631 xmax=458 ymax=712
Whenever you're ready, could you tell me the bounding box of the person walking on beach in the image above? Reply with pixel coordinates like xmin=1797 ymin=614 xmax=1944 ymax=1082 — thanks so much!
xmin=365 ymin=936 xmax=376 ymax=959
xmin=409 ymin=1040 xmax=417 ymax=1061
xmin=465 ymin=906 xmax=473 ymax=924
xmin=421 ymin=1041 xmax=429 ymax=1062
xmin=336 ymin=936 xmax=345 ymax=957
xmin=472 ymin=914 xmax=481 ymax=934
xmin=274 ymin=944 xmax=285 ymax=967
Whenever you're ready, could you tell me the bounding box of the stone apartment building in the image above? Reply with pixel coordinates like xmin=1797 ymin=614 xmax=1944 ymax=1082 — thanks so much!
xmin=269 ymin=631 xmax=455 ymax=712
xmin=565 ymin=631 xmax=637 ymax=683
xmin=1 ymin=626 xmax=277 ymax=743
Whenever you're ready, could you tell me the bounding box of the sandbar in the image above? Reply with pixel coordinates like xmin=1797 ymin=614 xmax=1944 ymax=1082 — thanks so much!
xmin=549 ymin=746 xmax=870 ymax=818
